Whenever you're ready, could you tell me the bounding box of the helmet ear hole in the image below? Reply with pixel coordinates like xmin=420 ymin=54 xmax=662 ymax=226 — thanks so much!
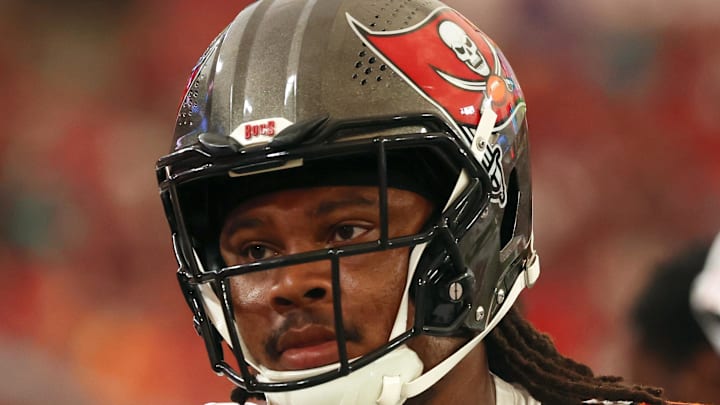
xmin=500 ymin=169 xmax=519 ymax=249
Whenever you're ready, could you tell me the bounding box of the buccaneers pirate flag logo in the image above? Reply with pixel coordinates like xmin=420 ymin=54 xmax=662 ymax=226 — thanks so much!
xmin=348 ymin=8 xmax=524 ymax=207
xmin=346 ymin=7 xmax=523 ymax=129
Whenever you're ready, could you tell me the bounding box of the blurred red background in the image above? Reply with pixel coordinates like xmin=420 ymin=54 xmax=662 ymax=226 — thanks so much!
xmin=0 ymin=0 xmax=718 ymax=404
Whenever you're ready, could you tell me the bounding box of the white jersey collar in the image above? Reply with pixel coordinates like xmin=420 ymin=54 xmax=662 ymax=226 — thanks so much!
xmin=492 ymin=373 xmax=540 ymax=405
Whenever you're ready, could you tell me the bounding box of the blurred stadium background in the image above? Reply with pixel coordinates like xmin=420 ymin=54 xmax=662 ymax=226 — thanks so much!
xmin=1 ymin=0 xmax=718 ymax=403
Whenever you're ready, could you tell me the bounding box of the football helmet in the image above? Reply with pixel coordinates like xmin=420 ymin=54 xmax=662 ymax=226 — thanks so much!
xmin=156 ymin=0 xmax=539 ymax=403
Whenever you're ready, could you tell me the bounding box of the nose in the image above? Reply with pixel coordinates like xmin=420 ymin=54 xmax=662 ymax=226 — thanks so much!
xmin=268 ymin=261 xmax=333 ymax=313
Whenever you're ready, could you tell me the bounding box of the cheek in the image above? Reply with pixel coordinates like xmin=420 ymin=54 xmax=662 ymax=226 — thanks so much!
xmin=340 ymin=248 xmax=410 ymax=333
xmin=230 ymin=273 xmax=272 ymax=312
xmin=229 ymin=277 xmax=274 ymax=354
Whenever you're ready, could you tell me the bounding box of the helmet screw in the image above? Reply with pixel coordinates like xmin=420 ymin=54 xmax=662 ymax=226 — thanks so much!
xmin=476 ymin=138 xmax=486 ymax=150
xmin=496 ymin=288 xmax=506 ymax=305
xmin=475 ymin=306 xmax=485 ymax=321
xmin=448 ymin=282 xmax=463 ymax=301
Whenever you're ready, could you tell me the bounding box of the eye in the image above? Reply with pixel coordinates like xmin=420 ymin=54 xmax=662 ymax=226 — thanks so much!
xmin=240 ymin=244 xmax=277 ymax=261
xmin=330 ymin=224 xmax=370 ymax=243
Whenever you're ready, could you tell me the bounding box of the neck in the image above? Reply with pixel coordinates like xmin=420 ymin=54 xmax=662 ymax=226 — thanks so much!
xmin=406 ymin=340 xmax=495 ymax=405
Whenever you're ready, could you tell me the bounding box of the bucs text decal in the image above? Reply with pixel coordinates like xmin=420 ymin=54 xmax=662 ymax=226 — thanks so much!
xmin=229 ymin=117 xmax=294 ymax=147
xmin=346 ymin=8 xmax=522 ymax=129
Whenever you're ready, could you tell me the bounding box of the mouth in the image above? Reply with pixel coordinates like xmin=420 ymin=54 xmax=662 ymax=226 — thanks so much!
xmin=275 ymin=325 xmax=339 ymax=370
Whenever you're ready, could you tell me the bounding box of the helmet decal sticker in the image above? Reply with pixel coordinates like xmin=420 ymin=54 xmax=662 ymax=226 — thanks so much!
xmin=482 ymin=143 xmax=507 ymax=207
xmin=229 ymin=117 xmax=294 ymax=147
xmin=346 ymin=7 xmax=522 ymax=130
xmin=438 ymin=20 xmax=490 ymax=77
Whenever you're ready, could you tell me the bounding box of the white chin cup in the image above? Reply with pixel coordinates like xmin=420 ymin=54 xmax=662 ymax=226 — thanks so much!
xmin=262 ymin=345 xmax=423 ymax=405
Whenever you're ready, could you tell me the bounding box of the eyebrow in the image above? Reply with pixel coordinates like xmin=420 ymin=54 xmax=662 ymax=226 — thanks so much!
xmin=312 ymin=195 xmax=377 ymax=217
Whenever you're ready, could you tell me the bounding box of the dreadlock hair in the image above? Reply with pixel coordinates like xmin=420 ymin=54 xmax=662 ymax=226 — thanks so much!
xmin=486 ymin=306 xmax=666 ymax=405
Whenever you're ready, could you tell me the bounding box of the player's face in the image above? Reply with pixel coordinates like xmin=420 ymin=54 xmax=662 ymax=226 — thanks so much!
xmin=219 ymin=185 xmax=434 ymax=371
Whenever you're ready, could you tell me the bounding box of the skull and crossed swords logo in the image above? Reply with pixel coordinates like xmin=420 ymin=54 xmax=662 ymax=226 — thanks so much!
xmin=436 ymin=20 xmax=515 ymax=106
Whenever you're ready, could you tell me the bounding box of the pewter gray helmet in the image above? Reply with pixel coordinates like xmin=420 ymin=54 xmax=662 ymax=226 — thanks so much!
xmin=157 ymin=0 xmax=539 ymax=402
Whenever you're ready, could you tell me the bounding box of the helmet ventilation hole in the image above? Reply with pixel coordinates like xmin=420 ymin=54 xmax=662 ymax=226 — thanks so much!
xmin=177 ymin=74 xmax=204 ymax=128
xmin=352 ymin=45 xmax=396 ymax=85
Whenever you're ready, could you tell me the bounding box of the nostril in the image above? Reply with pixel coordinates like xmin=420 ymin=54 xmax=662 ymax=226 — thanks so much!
xmin=273 ymin=296 xmax=293 ymax=307
xmin=304 ymin=287 xmax=326 ymax=300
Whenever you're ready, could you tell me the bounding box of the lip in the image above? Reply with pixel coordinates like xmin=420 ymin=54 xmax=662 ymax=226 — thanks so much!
xmin=276 ymin=325 xmax=339 ymax=369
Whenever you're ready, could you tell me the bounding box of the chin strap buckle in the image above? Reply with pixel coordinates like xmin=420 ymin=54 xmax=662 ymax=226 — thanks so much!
xmin=377 ymin=375 xmax=404 ymax=405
